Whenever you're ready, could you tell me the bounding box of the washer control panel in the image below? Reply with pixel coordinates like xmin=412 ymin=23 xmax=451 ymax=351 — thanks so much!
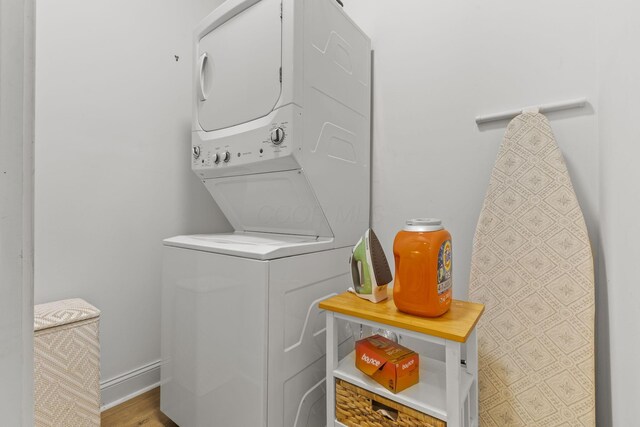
xmin=192 ymin=117 xmax=295 ymax=173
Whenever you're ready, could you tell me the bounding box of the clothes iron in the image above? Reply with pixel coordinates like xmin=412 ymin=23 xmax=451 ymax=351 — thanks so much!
xmin=348 ymin=229 xmax=393 ymax=303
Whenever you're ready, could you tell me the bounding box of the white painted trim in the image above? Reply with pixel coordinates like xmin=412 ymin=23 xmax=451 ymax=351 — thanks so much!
xmin=101 ymin=382 xmax=160 ymax=412
xmin=0 ymin=0 xmax=35 ymax=423
xmin=100 ymin=359 xmax=162 ymax=411
xmin=100 ymin=359 xmax=161 ymax=390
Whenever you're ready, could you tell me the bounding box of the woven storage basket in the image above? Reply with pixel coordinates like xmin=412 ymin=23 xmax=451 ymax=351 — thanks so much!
xmin=34 ymin=299 xmax=101 ymax=427
xmin=336 ymin=379 xmax=445 ymax=427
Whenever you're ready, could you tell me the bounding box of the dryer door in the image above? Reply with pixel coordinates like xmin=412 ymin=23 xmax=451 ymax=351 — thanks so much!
xmin=197 ymin=0 xmax=282 ymax=132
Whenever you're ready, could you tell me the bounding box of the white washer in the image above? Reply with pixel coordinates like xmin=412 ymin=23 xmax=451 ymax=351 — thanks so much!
xmin=161 ymin=0 xmax=371 ymax=425
xmin=162 ymin=234 xmax=353 ymax=427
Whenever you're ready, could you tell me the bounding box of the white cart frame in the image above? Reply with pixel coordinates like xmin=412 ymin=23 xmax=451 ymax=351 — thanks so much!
xmin=326 ymin=311 xmax=479 ymax=427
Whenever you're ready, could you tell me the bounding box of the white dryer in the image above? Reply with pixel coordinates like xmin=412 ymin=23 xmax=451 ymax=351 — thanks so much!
xmin=161 ymin=0 xmax=371 ymax=425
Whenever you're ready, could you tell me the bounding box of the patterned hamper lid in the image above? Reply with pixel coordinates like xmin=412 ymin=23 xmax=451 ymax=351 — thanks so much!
xmin=34 ymin=298 xmax=100 ymax=332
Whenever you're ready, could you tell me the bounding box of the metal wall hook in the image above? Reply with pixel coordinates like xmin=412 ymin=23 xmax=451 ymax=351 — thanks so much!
xmin=475 ymin=97 xmax=588 ymax=125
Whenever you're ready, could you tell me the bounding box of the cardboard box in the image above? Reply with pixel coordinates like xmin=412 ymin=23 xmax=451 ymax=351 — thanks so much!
xmin=355 ymin=335 xmax=419 ymax=393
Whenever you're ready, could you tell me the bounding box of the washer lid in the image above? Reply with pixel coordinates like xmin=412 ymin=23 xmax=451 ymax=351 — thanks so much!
xmin=163 ymin=233 xmax=334 ymax=260
xmin=196 ymin=0 xmax=282 ymax=132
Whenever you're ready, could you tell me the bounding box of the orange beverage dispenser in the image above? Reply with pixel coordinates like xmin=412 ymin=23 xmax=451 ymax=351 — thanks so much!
xmin=393 ymin=218 xmax=452 ymax=317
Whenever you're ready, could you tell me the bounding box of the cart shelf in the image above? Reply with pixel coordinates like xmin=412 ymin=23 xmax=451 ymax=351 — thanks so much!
xmin=321 ymin=292 xmax=484 ymax=427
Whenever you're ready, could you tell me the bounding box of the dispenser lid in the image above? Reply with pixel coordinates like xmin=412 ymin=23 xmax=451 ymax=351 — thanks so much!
xmin=403 ymin=218 xmax=444 ymax=232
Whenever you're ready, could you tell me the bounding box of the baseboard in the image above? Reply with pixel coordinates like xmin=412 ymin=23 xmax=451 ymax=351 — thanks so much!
xmin=100 ymin=359 xmax=161 ymax=411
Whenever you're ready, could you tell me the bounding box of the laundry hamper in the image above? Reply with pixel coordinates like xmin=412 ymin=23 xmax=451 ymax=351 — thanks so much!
xmin=34 ymin=299 xmax=101 ymax=427
xmin=336 ymin=379 xmax=446 ymax=427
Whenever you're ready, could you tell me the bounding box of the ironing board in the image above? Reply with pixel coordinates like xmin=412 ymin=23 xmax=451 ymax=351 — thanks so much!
xmin=469 ymin=112 xmax=595 ymax=426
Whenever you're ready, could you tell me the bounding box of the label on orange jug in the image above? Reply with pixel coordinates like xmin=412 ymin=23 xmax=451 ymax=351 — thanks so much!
xmin=437 ymin=240 xmax=452 ymax=295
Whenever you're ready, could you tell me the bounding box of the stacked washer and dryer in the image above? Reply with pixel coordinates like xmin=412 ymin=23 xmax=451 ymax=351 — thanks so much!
xmin=161 ymin=0 xmax=371 ymax=425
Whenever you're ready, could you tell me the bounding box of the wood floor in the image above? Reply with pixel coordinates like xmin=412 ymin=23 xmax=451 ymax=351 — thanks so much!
xmin=101 ymin=388 xmax=177 ymax=427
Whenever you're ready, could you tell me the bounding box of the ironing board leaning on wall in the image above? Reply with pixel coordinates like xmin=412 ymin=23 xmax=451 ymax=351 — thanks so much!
xmin=469 ymin=111 xmax=595 ymax=426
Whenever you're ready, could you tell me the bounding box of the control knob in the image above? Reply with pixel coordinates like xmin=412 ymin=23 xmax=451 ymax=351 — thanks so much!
xmin=193 ymin=146 xmax=201 ymax=160
xmin=213 ymin=152 xmax=220 ymax=164
xmin=222 ymin=151 xmax=231 ymax=163
xmin=270 ymin=127 xmax=285 ymax=145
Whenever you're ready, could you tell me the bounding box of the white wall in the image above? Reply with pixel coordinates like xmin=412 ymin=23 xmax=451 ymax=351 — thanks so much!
xmin=344 ymin=0 xmax=599 ymax=299
xmin=35 ymin=0 xmax=228 ymax=407
xmin=34 ymin=0 xmax=636 ymax=423
xmin=344 ymin=0 xmax=607 ymax=423
xmin=597 ymin=0 xmax=640 ymax=424
xmin=0 ymin=0 xmax=35 ymax=423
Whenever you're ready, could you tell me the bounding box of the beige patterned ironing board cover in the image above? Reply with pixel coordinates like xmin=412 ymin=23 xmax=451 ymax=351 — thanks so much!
xmin=469 ymin=112 xmax=595 ymax=426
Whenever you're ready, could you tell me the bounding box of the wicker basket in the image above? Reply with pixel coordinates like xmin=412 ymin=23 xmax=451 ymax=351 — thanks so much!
xmin=336 ymin=379 xmax=446 ymax=427
xmin=34 ymin=299 xmax=101 ymax=427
